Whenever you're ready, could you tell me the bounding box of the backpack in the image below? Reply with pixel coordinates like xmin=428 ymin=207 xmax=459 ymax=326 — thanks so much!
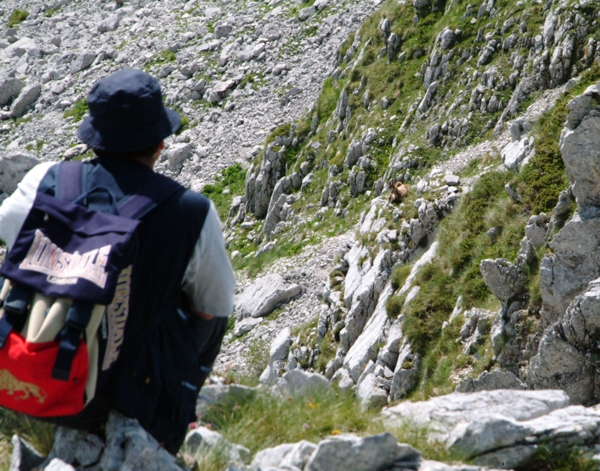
xmin=0 ymin=160 xmax=181 ymax=418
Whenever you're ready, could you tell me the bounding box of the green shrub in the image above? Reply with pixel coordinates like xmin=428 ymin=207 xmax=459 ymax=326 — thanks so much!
xmin=515 ymin=64 xmax=600 ymax=214
xmin=516 ymin=446 xmax=600 ymax=471
xmin=202 ymin=388 xmax=377 ymax=455
xmin=8 ymin=9 xmax=28 ymax=27
xmin=63 ymin=99 xmax=88 ymax=122
xmin=391 ymin=264 xmax=412 ymax=291
xmin=231 ymin=338 xmax=269 ymax=386
xmin=386 ymin=295 xmax=404 ymax=319
xmin=265 ymin=123 xmax=292 ymax=146
xmin=202 ymin=163 xmax=247 ymax=220
xmin=316 ymin=77 xmax=340 ymax=124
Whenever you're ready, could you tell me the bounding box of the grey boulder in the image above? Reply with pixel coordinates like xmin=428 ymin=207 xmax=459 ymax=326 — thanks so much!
xmin=10 ymin=84 xmax=42 ymax=118
xmin=0 ymin=152 xmax=40 ymax=195
xmin=234 ymin=274 xmax=302 ymax=319
xmin=305 ymin=433 xmax=421 ymax=471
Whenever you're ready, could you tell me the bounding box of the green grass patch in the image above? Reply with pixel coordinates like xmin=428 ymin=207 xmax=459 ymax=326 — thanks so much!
xmin=391 ymin=263 xmax=412 ymax=291
xmin=146 ymin=49 xmax=177 ymax=69
xmin=202 ymin=389 xmax=376 ymax=456
xmin=8 ymin=9 xmax=28 ymax=28
xmin=43 ymin=7 xmax=58 ymax=17
xmin=516 ymin=446 xmax=600 ymax=471
xmin=63 ymin=99 xmax=88 ymax=122
xmin=201 ymin=163 xmax=247 ymax=221
xmin=265 ymin=123 xmax=292 ymax=146
xmin=400 ymin=169 xmax=531 ymax=398
xmin=514 ymin=64 xmax=600 ymax=214
xmin=235 ymin=234 xmax=321 ymax=278
xmin=315 ymin=77 xmax=341 ymax=125
xmin=201 ymin=387 xmax=466 ymax=466
xmin=0 ymin=409 xmax=54 ymax=468
xmin=12 ymin=115 xmax=34 ymax=127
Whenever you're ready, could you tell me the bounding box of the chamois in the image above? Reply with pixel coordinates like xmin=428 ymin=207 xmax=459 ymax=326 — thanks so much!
xmin=388 ymin=180 xmax=410 ymax=204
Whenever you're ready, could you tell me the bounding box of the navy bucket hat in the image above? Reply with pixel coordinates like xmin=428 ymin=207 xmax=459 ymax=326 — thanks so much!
xmin=77 ymin=69 xmax=180 ymax=153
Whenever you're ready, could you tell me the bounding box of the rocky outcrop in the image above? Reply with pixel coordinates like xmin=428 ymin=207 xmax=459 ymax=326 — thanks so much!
xmin=0 ymin=151 xmax=39 ymax=196
xmin=22 ymin=412 xmax=184 ymax=471
xmin=526 ymin=82 xmax=600 ymax=404
xmin=382 ymin=389 xmax=600 ymax=469
xmin=234 ymin=274 xmax=302 ymax=320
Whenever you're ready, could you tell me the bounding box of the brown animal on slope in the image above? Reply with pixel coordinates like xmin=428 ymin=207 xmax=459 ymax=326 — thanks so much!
xmin=388 ymin=181 xmax=410 ymax=204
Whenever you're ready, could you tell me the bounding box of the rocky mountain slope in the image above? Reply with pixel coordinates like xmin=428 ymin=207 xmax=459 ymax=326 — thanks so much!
xmin=4 ymin=0 xmax=600 ymax=469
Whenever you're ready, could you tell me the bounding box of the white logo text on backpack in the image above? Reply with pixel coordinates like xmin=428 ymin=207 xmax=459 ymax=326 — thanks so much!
xmin=102 ymin=266 xmax=131 ymax=371
xmin=19 ymin=230 xmax=111 ymax=289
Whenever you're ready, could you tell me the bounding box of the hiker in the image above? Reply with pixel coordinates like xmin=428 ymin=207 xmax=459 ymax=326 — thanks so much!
xmin=0 ymin=69 xmax=236 ymax=452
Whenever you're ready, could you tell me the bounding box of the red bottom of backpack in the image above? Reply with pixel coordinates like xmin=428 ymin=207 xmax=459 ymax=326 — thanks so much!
xmin=0 ymin=332 xmax=88 ymax=417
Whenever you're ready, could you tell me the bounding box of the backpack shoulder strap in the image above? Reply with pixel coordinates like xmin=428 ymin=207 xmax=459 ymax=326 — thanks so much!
xmin=56 ymin=161 xmax=84 ymax=201
xmin=57 ymin=161 xmax=182 ymax=220
xmin=117 ymin=172 xmax=183 ymax=219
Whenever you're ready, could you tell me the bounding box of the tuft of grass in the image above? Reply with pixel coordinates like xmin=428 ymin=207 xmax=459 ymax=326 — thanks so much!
xmin=391 ymin=264 xmax=412 ymax=291
xmin=201 ymin=387 xmax=468 ymax=466
xmin=400 ymin=168 xmax=531 ymax=398
xmin=202 ymin=163 xmax=247 ymax=221
xmin=238 ymin=339 xmax=269 ymax=386
xmin=0 ymin=409 xmax=54 ymax=464
xmin=183 ymin=442 xmax=231 ymax=471
xmin=43 ymin=7 xmax=58 ymax=17
xmin=202 ymin=388 xmax=377 ymax=455
xmin=514 ymin=64 xmax=600 ymax=214
xmin=315 ymin=77 xmax=341 ymax=125
xmin=63 ymin=99 xmax=88 ymax=122
xmin=386 ymin=295 xmax=404 ymax=319
xmin=153 ymin=49 xmax=177 ymax=64
xmin=516 ymin=446 xmax=600 ymax=471
xmin=8 ymin=9 xmax=28 ymax=28
xmin=265 ymin=123 xmax=292 ymax=146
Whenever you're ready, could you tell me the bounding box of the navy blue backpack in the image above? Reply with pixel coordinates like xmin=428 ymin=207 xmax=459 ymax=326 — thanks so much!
xmin=0 ymin=161 xmax=183 ymax=417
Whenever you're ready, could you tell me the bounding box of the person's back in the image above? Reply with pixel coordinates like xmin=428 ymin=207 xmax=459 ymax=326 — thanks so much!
xmin=0 ymin=69 xmax=236 ymax=452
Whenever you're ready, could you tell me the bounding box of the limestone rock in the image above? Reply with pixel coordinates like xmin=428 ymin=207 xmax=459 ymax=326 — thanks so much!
xmin=196 ymin=384 xmax=256 ymax=414
xmin=184 ymin=427 xmax=249 ymax=462
xmin=43 ymin=459 xmax=76 ymax=471
xmin=382 ymin=389 xmax=570 ymax=435
xmin=0 ymin=78 xmax=25 ymax=106
xmin=9 ymin=435 xmax=45 ymax=471
xmin=275 ymin=369 xmax=331 ymax=396
xmin=524 ymin=213 xmax=549 ymax=249
xmin=437 ymin=27 xmax=456 ymax=50
xmin=540 ymin=214 xmax=600 ymax=316
xmin=501 ymin=137 xmax=532 ymax=171
xmin=3 ymin=37 xmax=38 ymax=60
xmin=234 ymin=274 xmax=302 ymax=319
xmin=456 ymin=370 xmax=527 ymax=393
xmin=10 ymin=84 xmax=42 ymax=118
xmin=260 ymin=327 xmax=292 ymax=385
xmin=41 ymin=428 xmax=104 ymax=470
xmin=100 ymin=411 xmax=183 ymax=470
xmin=560 ymin=84 xmax=600 ymax=211
xmin=389 ymin=341 xmax=420 ymax=401
xmin=0 ymin=152 xmax=40 ymax=195
xmin=356 ymin=373 xmax=388 ymax=409
xmin=305 ymin=433 xmax=421 ymax=471
xmin=71 ymin=53 xmax=97 ymax=73
xmin=480 ymin=255 xmax=528 ymax=305
xmin=232 ymin=317 xmax=263 ymax=336
xmin=343 ymin=283 xmax=393 ymax=382
xmin=165 ymin=143 xmax=192 ymax=172
xmin=449 ymin=406 xmax=600 ymax=467
xmin=251 ymin=443 xmax=298 ymax=469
